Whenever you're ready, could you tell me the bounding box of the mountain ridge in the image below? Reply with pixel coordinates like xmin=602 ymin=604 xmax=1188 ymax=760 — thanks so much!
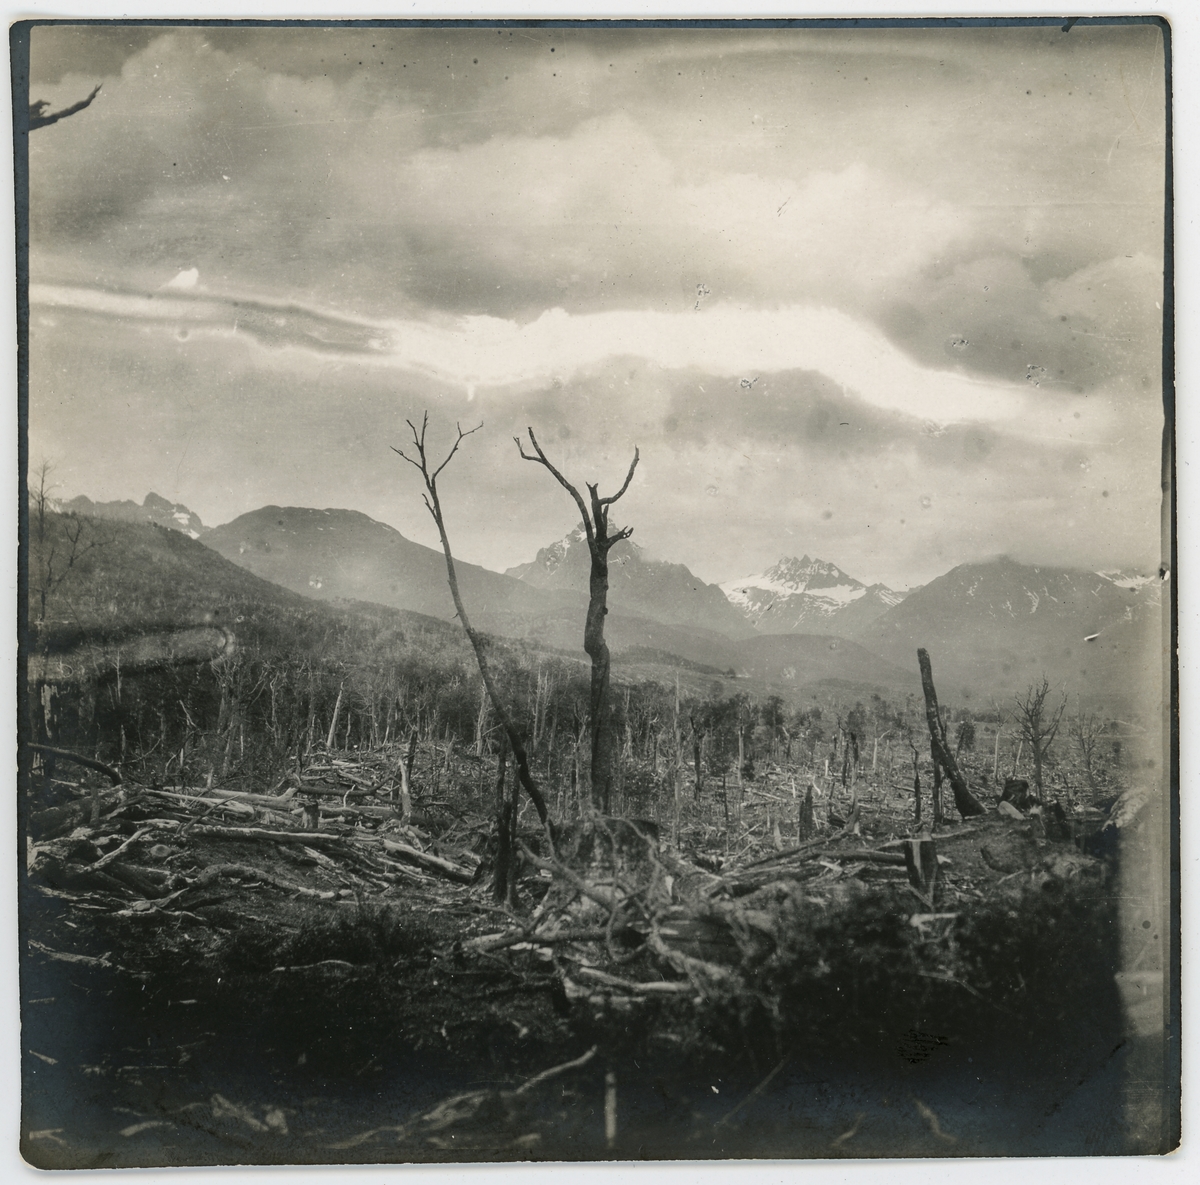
xmin=506 ymin=525 xmax=755 ymax=638
xmin=58 ymin=492 xmax=209 ymax=539
xmin=854 ymin=554 xmax=1162 ymax=706
xmin=721 ymin=553 xmax=910 ymax=636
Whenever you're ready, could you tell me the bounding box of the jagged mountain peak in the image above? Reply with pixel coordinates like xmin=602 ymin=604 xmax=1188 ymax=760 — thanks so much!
xmin=506 ymin=526 xmax=752 ymax=638
xmin=59 ymin=491 xmax=208 ymax=539
xmin=514 ymin=524 xmax=644 ymax=578
xmin=759 ymin=554 xmax=862 ymax=593
xmin=719 ymin=554 xmax=906 ymax=637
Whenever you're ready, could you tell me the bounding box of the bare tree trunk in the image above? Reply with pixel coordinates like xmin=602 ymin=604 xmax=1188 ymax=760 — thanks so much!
xmin=911 ymin=742 xmax=922 ymax=828
xmin=671 ymin=676 xmax=682 ymax=847
xmin=493 ymin=732 xmax=513 ymax=902
xmin=403 ymin=726 xmax=419 ymax=793
xmin=585 ymin=554 xmax=617 ymax=812
xmin=325 ymin=682 xmax=344 ymax=751
xmin=396 ymin=748 xmax=414 ymax=822
xmin=395 ymin=418 xmax=550 ymax=826
xmin=916 ymin=649 xmax=986 ymax=818
xmin=798 ymin=783 xmax=814 ymax=840
xmin=516 ymin=428 xmax=638 ymax=814
xmin=931 ymin=743 xmax=945 ymax=827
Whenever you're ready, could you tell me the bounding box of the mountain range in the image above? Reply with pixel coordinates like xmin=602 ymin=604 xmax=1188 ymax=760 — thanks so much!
xmin=61 ymin=492 xmax=1164 ymax=709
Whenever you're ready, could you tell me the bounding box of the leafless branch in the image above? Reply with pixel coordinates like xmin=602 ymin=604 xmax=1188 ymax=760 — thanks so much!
xmin=596 ymin=448 xmax=640 ymax=507
xmin=29 ymin=84 xmax=101 ymax=130
xmin=515 ymin=428 xmax=594 ymax=549
xmin=392 ymin=413 xmax=550 ymax=826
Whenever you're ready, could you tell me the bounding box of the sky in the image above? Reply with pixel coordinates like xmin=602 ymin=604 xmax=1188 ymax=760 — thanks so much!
xmin=25 ymin=21 xmax=1168 ymax=588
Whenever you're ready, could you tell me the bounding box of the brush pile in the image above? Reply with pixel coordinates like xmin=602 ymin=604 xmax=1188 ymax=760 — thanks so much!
xmin=27 ymin=739 xmax=1124 ymax=1002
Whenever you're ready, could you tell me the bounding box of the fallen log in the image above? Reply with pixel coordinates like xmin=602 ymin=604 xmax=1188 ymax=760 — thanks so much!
xmin=194 ymin=863 xmax=338 ymax=900
xmin=153 ymin=787 xmax=297 ymax=809
xmin=380 ymin=839 xmax=473 ymax=884
xmin=92 ymin=826 xmax=157 ymax=870
xmin=28 ymin=939 xmax=114 ymax=968
xmin=827 ymin=849 xmax=908 ymax=866
xmin=315 ymin=803 xmax=397 ymax=820
xmin=466 ymin=926 xmax=612 ymax=953
xmin=742 ymin=824 xmax=853 ymax=870
xmin=715 ymin=863 xmax=826 ymax=897
xmin=27 ymin=744 xmax=122 ymax=785
xmin=148 ymin=791 xmax=259 ymax=818
xmin=185 ymin=825 xmax=352 ymax=851
xmin=571 ymin=966 xmax=692 ymax=995
xmin=30 ymin=790 xmax=124 ymax=840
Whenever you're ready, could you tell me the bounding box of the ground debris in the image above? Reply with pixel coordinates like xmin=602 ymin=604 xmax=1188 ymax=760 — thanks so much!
xmin=23 ymin=739 xmax=1126 ymax=1162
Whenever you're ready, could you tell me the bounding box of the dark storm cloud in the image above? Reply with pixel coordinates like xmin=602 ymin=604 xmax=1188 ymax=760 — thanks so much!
xmin=30 ymin=24 xmax=1164 ymax=335
xmin=876 ymin=250 xmax=1163 ymax=394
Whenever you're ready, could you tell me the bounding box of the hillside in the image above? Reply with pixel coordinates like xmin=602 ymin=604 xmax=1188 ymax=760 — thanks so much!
xmin=25 ymin=512 xmax=473 ymax=683
xmin=854 ymin=556 xmax=1164 ymax=707
xmin=204 ymin=506 xmax=565 ymax=630
xmin=30 ymin=513 xmax=310 ymax=641
xmin=733 ymin=632 xmax=921 ymax=696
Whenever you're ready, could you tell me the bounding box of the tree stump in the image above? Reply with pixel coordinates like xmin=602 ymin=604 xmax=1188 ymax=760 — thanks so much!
xmin=903 ymin=835 xmax=939 ymax=903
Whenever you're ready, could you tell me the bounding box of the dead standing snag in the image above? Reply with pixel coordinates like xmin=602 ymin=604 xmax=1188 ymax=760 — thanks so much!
xmin=515 ymin=428 xmax=639 ymax=813
xmin=28 ymin=84 xmax=101 ymax=130
xmin=1014 ymin=678 xmax=1067 ymax=798
xmin=393 ymin=416 xmax=549 ymax=831
xmin=916 ymin=649 xmax=987 ymax=819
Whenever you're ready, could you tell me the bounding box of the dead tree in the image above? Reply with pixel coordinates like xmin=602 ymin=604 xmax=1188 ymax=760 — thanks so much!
xmin=394 ymin=415 xmax=549 ymax=827
xmin=1014 ymin=678 xmax=1067 ymax=798
xmin=29 ymin=461 xmax=110 ymax=625
xmin=516 ymin=427 xmax=639 ymax=813
xmin=493 ymin=732 xmax=519 ymax=904
xmin=908 ymin=731 xmax=922 ymax=827
xmin=916 ymin=649 xmax=987 ymax=818
xmin=1070 ymin=710 xmax=1102 ymax=798
xmin=688 ymin=710 xmax=707 ymax=802
xmin=29 ymin=84 xmax=101 ymax=130
xmin=930 ymin=738 xmax=945 ymax=827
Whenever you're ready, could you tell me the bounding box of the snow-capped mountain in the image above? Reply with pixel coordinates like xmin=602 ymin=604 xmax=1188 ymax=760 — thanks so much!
xmin=853 ymin=556 xmax=1165 ymax=702
xmin=720 ymin=554 xmax=909 ymax=636
xmin=506 ymin=526 xmax=755 ymax=638
xmin=59 ymin=492 xmax=209 ymax=539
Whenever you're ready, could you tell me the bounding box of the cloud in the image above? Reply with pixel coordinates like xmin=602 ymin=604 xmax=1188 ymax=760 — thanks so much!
xmin=28 ymin=26 xmax=1165 ymax=413
xmin=34 ymin=280 xmax=1071 ymax=431
xmin=25 ymin=25 xmax=1166 ymax=588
